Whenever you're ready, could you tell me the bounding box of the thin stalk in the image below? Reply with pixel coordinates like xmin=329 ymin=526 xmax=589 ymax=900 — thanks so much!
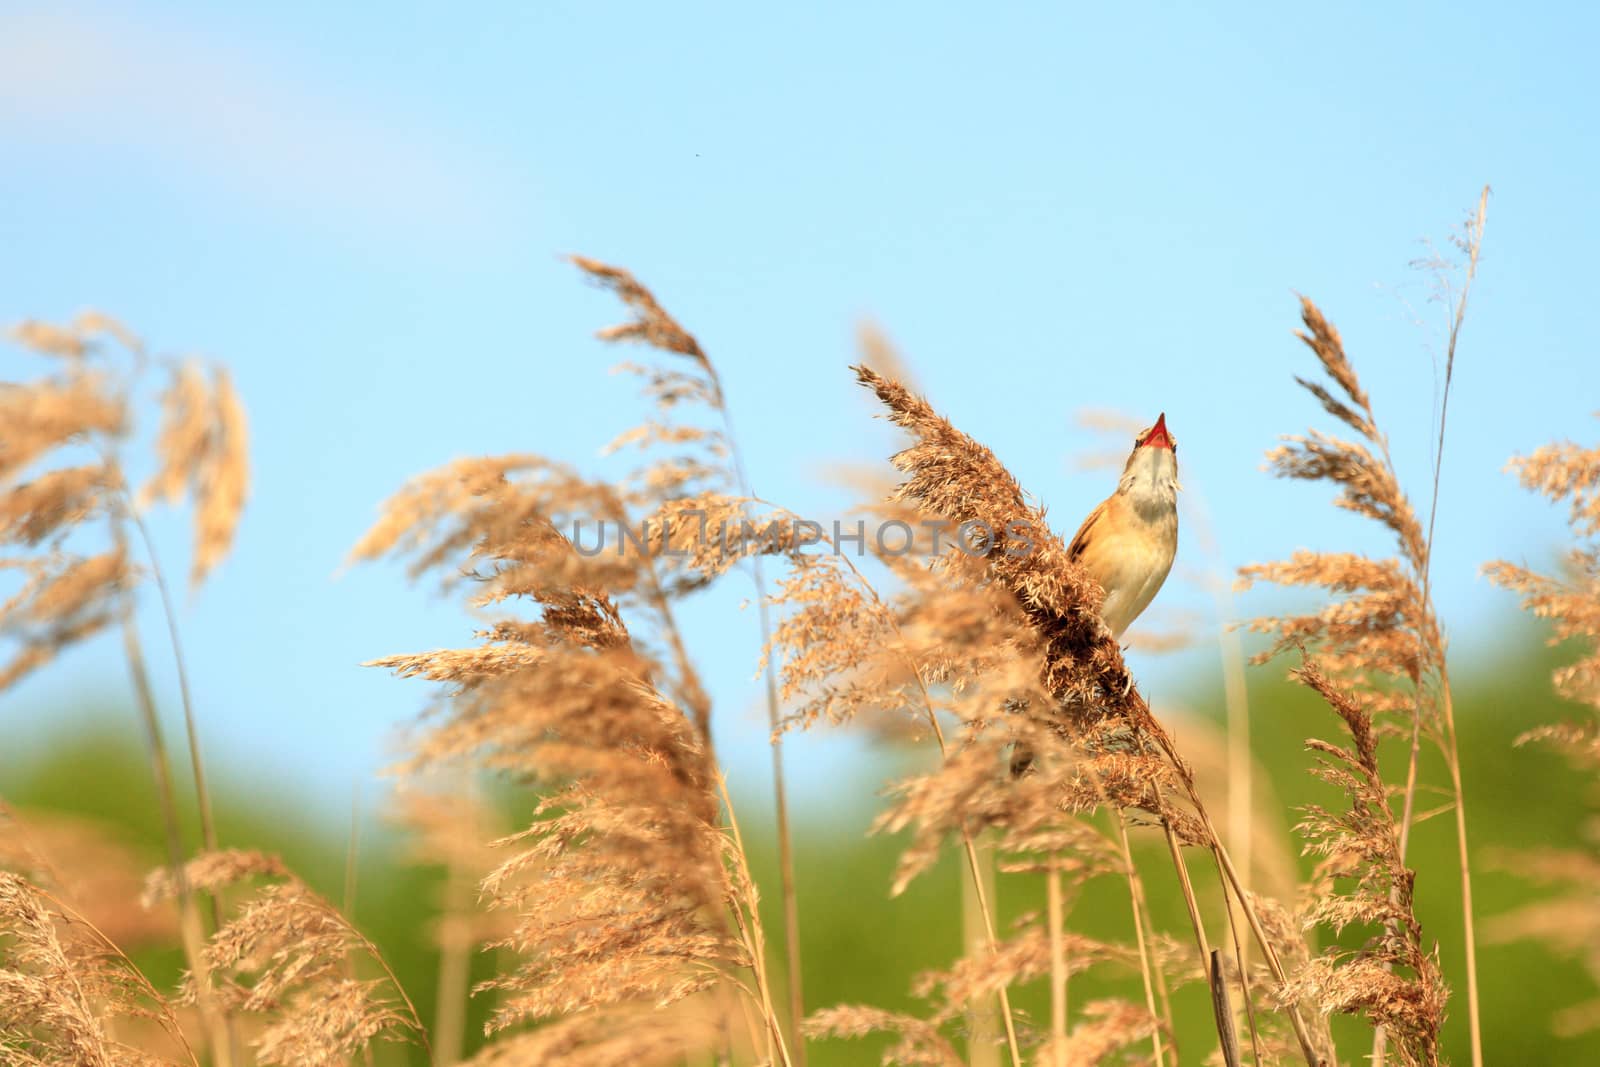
xmin=1137 ymin=705 xmax=1322 ymax=1065
xmin=752 ymin=556 xmax=805 ymax=1056
xmin=432 ymin=784 xmax=474 ymax=1066
xmin=1162 ymin=822 xmax=1213 ymax=991
xmin=1211 ymin=853 xmax=1262 ymax=1065
xmin=1189 ymin=490 xmax=1256 ymax=1065
xmin=962 ymin=836 xmax=1000 ymax=1067
xmin=615 ymin=479 xmax=792 ymax=1065
xmin=957 ymin=837 xmax=1022 ymax=1067
xmin=833 ymin=553 xmax=1024 ymax=1067
xmin=606 ymin=486 xmax=714 ymax=745
xmin=433 ymin=875 xmax=472 ymax=1066
xmin=711 ymin=978 xmax=758 ymax=1064
xmin=1440 ymin=683 xmax=1481 ymax=1066
xmin=1220 ymin=612 xmax=1252 ymax=962
xmin=320 ymin=848 xmax=433 ymax=1060
xmin=1383 ymin=690 xmax=1426 ymax=1067
xmin=1385 ymin=185 xmax=1489 ymax=1067
xmin=344 ymin=919 xmax=434 ymax=1061
xmin=118 ymin=602 xmax=232 ymax=1067
xmin=1046 ymin=868 xmax=1068 ymax=1066
xmin=718 ymin=775 xmax=796 ymax=1067
xmin=1152 ymin=750 xmax=1246 ymax=1066
xmin=1213 ymin=832 xmax=1321 ymax=1064
xmin=1115 ymin=818 xmax=1168 ymax=1067
xmin=126 ymin=507 xmax=220 ymax=862
xmin=1209 ymin=951 xmax=1242 ymax=1067
xmin=730 ymin=981 xmax=769 ymax=1064
xmin=1218 ymin=598 xmax=1260 ymax=1065
xmin=1188 ymin=487 xmax=1254 ymax=951
xmin=1146 ymin=906 xmax=1178 ymax=1062
xmin=113 ymin=484 xmax=239 ymax=1065
xmin=915 ymin=705 xmax=1022 ymax=1065
xmin=1204 ymin=810 xmax=1321 ymax=1065
xmin=118 ymin=609 xmax=185 ymax=917
xmin=710 ymin=346 xmax=806 ymax=1063
xmin=1379 ymin=638 xmax=1427 ymax=1066
xmin=36 ymin=886 xmax=201 ymax=1067
xmin=106 ymin=482 xmax=231 ymax=1067
xmin=1162 ymin=816 xmax=1259 ymax=1067
xmin=342 ymin=785 xmax=376 ymax=1067
xmin=1049 ymin=728 xmax=1177 ymax=1065
xmin=432 ymin=876 xmax=467 ymax=1067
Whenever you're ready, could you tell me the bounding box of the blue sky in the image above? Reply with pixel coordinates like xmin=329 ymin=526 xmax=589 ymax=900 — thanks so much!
xmin=3 ymin=1 xmax=1596 ymax=810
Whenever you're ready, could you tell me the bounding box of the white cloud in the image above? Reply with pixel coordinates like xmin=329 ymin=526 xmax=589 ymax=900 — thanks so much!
xmin=0 ymin=8 xmax=528 ymax=243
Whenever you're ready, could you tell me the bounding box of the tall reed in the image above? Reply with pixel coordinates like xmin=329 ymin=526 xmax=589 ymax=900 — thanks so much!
xmin=6 ymin=196 xmax=1576 ymax=1066
xmin=1484 ymin=416 xmax=1600 ymax=1038
xmin=1 ymin=314 xmax=246 ymax=1065
xmin=1239 ymin=274 xmax=1491 ymax=1064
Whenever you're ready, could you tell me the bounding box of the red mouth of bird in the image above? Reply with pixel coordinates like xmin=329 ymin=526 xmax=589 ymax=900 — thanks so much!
xmin=1139 ymin=413 xmax=1173 ymax=450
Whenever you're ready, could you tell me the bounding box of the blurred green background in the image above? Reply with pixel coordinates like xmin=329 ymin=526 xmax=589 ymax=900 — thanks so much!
xmin=4 ymin=618 xmax=1593 ymax=1066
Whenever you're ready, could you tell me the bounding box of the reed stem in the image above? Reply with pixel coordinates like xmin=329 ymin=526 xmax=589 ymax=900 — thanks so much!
xmin=1116 ymin=817 xmax=1169 ymax=1067
xmin=1046 ymin=868 xmax=1069 ymax=1066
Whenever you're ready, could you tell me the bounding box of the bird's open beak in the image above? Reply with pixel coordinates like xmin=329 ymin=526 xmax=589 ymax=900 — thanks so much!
xmin=1138 ymin=412 xmax=1173 ymax=450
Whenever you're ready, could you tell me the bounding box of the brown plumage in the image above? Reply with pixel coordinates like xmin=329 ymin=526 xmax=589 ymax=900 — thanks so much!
xmin=1068 ymin=413 xmax=1180 ymax=640
xmin=1009 ymin=415 xmax=1179 ymax=778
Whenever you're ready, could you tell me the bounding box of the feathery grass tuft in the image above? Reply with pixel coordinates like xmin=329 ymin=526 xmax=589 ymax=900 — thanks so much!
xmin=7 ymin=203 xmax=1577 ymax=1066
xmin=1484 ymin=417 xmax=1600 ymax=1036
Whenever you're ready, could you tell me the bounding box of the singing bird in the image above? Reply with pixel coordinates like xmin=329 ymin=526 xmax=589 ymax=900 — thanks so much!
xmin=1012 ymin=414 xmax=1178 ymax=776
xmin=1070 ymin=412 xmax=1180 ymax=640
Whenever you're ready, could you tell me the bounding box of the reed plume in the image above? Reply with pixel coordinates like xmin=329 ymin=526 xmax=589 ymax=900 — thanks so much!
xmin=770 ymin=361 xmax=1322 ymax=1064
xmin=1484 ymin=418 xmax=1600 ymax=1036
xmin=1287 ymin=663 xmax=1446 ymax=1066
xmin=569 ymin=258 xmax=807 ymax=1040
xmin=14 ymin=207 xmax=1583 ymax=1065
xmin=3 ymin=312 xmax=249 ymax=1064
xmin=143 ymin=850 xmax=424 ymax=1066
xmin=1239 ymin=294 xmax=1464 ymax=1065
xmin=354 ymin=411 xmax=791 ymax=1063
xmin=0 ymin=870 xmax=196 ymax=1067
xmin=1 ymin=333 xmax=130 ymax=690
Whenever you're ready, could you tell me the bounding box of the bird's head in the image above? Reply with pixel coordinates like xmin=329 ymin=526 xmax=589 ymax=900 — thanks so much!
xmin=1120 ymin=413 xmax=1180 ymax=505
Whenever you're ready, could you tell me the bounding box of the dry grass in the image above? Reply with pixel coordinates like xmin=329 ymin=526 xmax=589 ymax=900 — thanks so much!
xmin=1483 ymin=417 xmax=1600 ymax=1037
xmin=0 ymin=874 xmax=198 ymax=1066
xmin=6 ymin=195 xmax=1593 ymax=1066
xmin=2 ymin=312 xmax=247 ymax=1066
xmin=143 ymin=851 xmax=426 ymax=1067
xmin=1238 ymin=188 xmax=1490 ymax=1067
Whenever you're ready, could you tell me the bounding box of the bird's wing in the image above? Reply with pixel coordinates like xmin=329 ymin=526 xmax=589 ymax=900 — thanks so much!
xmin=1067 ymin=496 xmax=1109 ymax=561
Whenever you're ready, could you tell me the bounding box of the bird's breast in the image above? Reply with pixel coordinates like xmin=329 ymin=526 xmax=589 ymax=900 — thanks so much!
xmin=1076 ymin=495 xmax=1177 ymax=638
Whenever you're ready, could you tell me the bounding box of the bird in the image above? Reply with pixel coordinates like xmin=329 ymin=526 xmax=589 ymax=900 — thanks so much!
xmin=1068 ymin=412 xmax=1180 ymax=641
xmin=1011 ymin=413 xmax=1179 ymax=775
